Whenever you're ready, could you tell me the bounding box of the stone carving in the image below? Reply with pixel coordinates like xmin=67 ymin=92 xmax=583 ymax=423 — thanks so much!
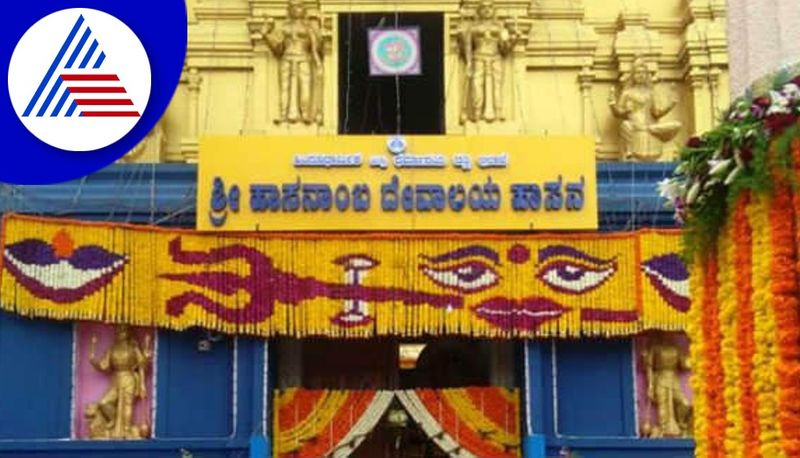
xmin=608 ymin=57 xmax=681 ymax=161
xmin=259 ymin=0 xmax=323 ymax=125
xmin=84 ymin=325 xmax=152 ymax=439
xmin=640 ymin=333 xmax=693 ymax=438
xmin=457 ymin=0 xmax=521 ymax=124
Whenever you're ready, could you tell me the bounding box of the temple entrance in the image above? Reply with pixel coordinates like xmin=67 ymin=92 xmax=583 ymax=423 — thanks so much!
xmin=351 ymin=399 xmax=449 ymax=458
xmin=273 ymin=338 xmax=519 ymax=457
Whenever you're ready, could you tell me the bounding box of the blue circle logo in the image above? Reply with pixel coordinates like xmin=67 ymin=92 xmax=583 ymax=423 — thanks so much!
xmin=1 ymin=0 xmax=186 ymax=184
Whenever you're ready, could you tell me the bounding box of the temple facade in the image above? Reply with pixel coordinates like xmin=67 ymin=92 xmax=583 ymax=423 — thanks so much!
xmin=0 ymin=0 xmax=732 ymax=457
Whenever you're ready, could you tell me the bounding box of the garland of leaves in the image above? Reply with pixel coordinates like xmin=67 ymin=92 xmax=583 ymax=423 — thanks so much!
xmin=659 ymin=73 xmax=800 ymax=261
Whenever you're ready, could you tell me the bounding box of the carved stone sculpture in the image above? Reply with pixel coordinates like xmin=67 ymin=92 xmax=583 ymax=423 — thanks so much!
xmin=608 ymin=57 xmax=682 ymax=161
xmin=641 ymin=333 xmax=693 ymax=438
xmin=457 ymin=0 xmax=520 ymax=123
xmin=85 ymin=325 xmax=152 ymax=440
xmin=261 ymin=0 xmax=323 ymax=125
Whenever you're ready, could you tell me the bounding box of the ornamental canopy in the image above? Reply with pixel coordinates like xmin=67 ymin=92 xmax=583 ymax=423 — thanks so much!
xmin=0 ymin=214 xmax=687 ymax=338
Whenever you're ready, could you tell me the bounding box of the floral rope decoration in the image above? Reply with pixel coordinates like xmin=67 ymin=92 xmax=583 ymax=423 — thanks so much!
xmin=772 ymin=139 xmax=800 ymax=456
xmin=717 ymin=216 xmax=742 ymax=457
xmin=0 ymin=214 xmax=687 ymax=339
xmin=699 ymin=252 xmax=725 ymax=458
xmin=749 ymin=195 xmax=784 ymax=458
xmin=687 ymin=256 xmax=708 ymax=458
xmin=732 ymin=192 xmax=761 ymax=458
xmin=273 ymin=389 xmax=389 ymax=458
xmin=659 ymin=75 xmax=800 ymax=260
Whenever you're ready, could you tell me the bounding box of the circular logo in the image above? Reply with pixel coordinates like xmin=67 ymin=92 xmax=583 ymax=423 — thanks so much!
xmin=8 ymin=8 xmax=151 ymax=152
xmin=369 ymin=29 xmax=420 ymax=76
xmin=387 ymin=135 xmax=407 ymax=155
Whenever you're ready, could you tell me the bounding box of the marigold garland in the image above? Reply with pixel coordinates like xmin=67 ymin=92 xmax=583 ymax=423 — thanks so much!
xmin=699 ymin=252 xmax=725 ymax=458
xmin=274 ymin=388 xmax=520 ymax=458
xmin=732 ymin=192 xmax=761 ymax=458
xmin=772 ymin=139 xmax=800 ymax=457
xmin=717 ymin=217 xmax=742 ymax=457
xmin=681 ymin=78 xmax=800 ymax=457
xmin=687 ymin=256 xmax=708 ymax=458
xmin=274 ymin=389 xmax=386 ymax=458
xmin=749 ymin=194 xmax=785 ymax=458
xmin=0 ymin=214 xmax=688 ymax=339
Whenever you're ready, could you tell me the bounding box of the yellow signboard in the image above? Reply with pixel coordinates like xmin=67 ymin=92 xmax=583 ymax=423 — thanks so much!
xmin=197 ymin=135 xmax=598 ymax=231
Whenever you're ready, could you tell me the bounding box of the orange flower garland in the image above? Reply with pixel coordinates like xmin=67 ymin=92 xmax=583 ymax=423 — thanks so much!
xmin=415 ymin=387 xmax=520 ymax=458
xmin=733 ymin=192 xmax=761 ymax=458
xmin=274 ymin=389 xmax=380 ymax=458
xmin=699 ymin=252 xmax=726 ymax=458
xmin=772 ymin=137 xmax=800 ymax=457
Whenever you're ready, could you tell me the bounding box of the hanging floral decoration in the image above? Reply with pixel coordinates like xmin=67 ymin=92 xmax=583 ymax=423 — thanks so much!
xmin=677 ymin=69 xmax=800 ymax=457
xmin=658 ymin=75 xmax=800 ymax=260
xmin=0 ymin=214 xmax=687 ymax=339
xmin=273 ymin=388 xmax=520 ymax=458
xmin=273 ymin=389 xmax=394 ymax=458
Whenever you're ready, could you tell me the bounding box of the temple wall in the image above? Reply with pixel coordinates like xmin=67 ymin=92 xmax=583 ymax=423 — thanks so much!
xmin=726 ymin=0 xmax=800 ymax=96
xmin=125 ymin=0 xmax=730 ymax=163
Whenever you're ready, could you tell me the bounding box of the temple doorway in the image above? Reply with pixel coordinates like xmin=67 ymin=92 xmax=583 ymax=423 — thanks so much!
xmin=273 ymin=338 xmax=519 ymax=458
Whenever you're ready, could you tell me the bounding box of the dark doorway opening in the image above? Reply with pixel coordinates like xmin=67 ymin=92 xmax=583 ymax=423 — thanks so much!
xmin=338 ymin=12 xmax=444 ymax=134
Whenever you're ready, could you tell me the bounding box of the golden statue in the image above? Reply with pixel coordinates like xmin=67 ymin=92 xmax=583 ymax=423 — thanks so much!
xmin=263 ymin=0 xmax=323 ymax=125
xmin=458 ymin=0 xmax=520 ymax=123
xmin=608 ymin=57 xmax=682 ymax=161
xmin=640 ymin=333 xmax=693 ymax=438
xmin=85 ymin=325 xmax=152 ymax=440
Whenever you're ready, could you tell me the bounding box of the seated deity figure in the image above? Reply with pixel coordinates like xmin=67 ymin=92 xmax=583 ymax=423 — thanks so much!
xmin=608 ymin=57 xmax=682 ymax=161
xmin=641 ymin=333 xmax=693 ymax=438
xmin=85 ymin=325 xmax=152 ymax=439
xmin=264 ymin=0 xmax=323 ymax=125
xmin=458 ymin=0 xmax=520 ymax=123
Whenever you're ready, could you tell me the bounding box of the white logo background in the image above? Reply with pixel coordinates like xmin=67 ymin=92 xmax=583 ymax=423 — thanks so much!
xmin=7 ymin=8 xmax=151 ymax=152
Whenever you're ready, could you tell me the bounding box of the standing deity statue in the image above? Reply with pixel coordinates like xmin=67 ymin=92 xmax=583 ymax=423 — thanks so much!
xmin=641 ymin=334 xmax=693 ymax=438
xmin=263 ymin=0 xmax=323 ymax=125
xmin=84 ymin=325 xmax=152 ymax=439
xmin=457 ymin=0 xmax=520 ymax=123
xmin=608 ymin=57 xmax=682 ymax=161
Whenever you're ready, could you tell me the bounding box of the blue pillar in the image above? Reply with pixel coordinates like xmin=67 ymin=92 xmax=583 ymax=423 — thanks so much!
xmin=249 ymin=434 xmax=270 ymax=458
xmin=523 ymin=341 xmax=551 ymax=458
xmin=523 ymin=434 xmax=546 ymax=458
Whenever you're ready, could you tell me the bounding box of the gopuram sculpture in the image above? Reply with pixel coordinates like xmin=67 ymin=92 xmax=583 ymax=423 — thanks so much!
xmin=261 ymin=0 xmax=323 ymax=125
xmin=640 ymin=333 xmax=693 ymax=438
xmin=84 ymin=325 xmax=152 ymax=439
xmin=608 ymin=57 xmax=682 ymax=161
xmin=457 ymin=0 xmax=520 ymax=124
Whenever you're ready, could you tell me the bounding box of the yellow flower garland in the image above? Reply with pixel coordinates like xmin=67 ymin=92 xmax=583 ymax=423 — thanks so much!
xmin=717 ymin=220 xmax=743 ymax=457
xmin=688 ymin=255 xmax=708 ymax=458
xmin=749 ymin=195 xmax=785 ymax=458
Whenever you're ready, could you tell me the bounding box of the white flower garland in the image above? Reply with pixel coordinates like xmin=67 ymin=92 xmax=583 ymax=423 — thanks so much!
xmin=396 ymin=390 xmax=477 ymax=458
xmin=330 ymin=391 xmax=394 ymax=458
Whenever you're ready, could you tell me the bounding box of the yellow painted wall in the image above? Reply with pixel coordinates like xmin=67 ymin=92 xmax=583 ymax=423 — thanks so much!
xmin=124 ymin=0 xmax=728 ymax=163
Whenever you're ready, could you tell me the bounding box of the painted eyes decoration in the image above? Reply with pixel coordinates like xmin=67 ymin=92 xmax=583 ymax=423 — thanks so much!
xmin=420 ymin=245 xmax=501 ymax=293
xmin=536 ymin=245 xmax=616 ymax=294
xmin=641 ymin=254 xmax=690 ymax=312
xmin=3 ymin=233 xmax=126 ymax=303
